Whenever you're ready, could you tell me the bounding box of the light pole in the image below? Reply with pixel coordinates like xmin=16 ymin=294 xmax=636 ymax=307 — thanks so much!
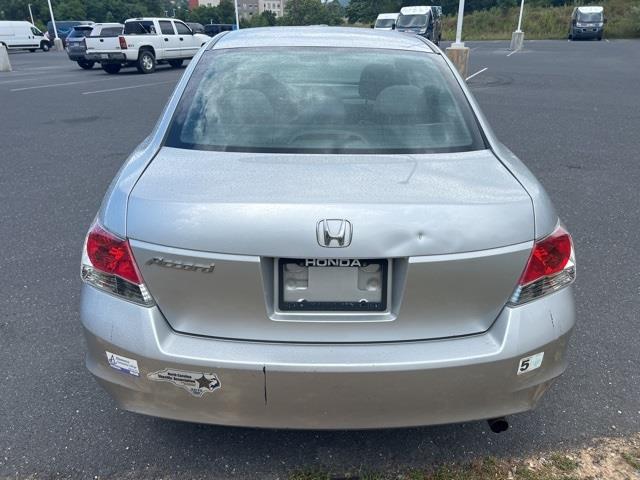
xmin=46 ymin=0 xmax=63 ymax=51
xmin=516 ymin=0 xmax=524 ymax=32
xmin=510 ymin=0 xmax=525 ymax=51
xmin=453 ymin=0 xmax=465 ymax=47
xmin=445 ymin=0 xmax=470 ymax=79
xmin=28 ymin=3 xmax=35 ymax=25
xmin=234 ymin=0 xmax=240 ymax=29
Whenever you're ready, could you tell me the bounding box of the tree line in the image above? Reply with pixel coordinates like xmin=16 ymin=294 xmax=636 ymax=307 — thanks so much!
xmin=0 ymin=0 xmax=603 ymax=31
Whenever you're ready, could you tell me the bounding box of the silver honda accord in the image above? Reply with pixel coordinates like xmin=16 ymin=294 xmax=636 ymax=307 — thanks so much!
xmin=80 ymin=27 xmax=576 ymax=430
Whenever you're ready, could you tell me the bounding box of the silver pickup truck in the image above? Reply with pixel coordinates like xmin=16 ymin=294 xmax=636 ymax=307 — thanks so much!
xmin=84 ymin=17 xmax=210 ymax=74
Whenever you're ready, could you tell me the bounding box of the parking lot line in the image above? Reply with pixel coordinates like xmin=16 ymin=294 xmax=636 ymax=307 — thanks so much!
xmin=0 ymin=73 xmax=83 ymax=85
xmin=82 ymin=81 xmax=175 ymax=95
xmin=466 ymin=67 xmax=488 ymax=81
xmin=10 ymin=78 xmax=114 ymax=92
xmin=507 ymin=50 xmax=518 ymax=57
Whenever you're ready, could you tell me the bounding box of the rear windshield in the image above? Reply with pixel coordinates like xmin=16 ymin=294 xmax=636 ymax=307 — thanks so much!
xmin=91 ymin=26 xmax=122 ymax=37
xmin=165 ymin=47 xmax=485 ymax=154
xmin=375 ymin=19 xmax=396 ymax=28
xmin=397 ymin=14 xmax=428 ymax=28
xmin=68 ymin=27 xmax=92 ymax=38
xmin=124 ymin=21 xmax=156 ymax=35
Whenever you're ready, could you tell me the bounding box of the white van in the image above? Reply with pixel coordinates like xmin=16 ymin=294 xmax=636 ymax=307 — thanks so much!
xmin=374 ymin=13 xmax=400 ymax=30
xmin=0 ymin=21 xmax=50 ymax=52
xmin=396 ymin=5 xmax=442 ymax=44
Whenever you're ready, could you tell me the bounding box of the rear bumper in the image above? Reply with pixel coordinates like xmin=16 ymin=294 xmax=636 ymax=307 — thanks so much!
xmin=67 ymin=50 xmax=86 ymax=61
xmin=571 ymin=27 xmax=603 ymax=38
xmin=81 ymin=285 xmax=575 ymax=429
xmin=85 ymin=51 xmax=130 ymax=63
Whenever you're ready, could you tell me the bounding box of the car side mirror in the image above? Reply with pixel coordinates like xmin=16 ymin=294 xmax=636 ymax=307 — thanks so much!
xmin=572 ymin=19 xmax=576 ymax=25
xmin=603 ymin=17 xmax=608 ymax=23
xmin=370 ymin=24 xmax=374 ymax=28
xmin=392 ymin=23 xmax=396 ymax=30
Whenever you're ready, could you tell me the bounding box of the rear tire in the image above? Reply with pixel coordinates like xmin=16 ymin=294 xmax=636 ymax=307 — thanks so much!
xmin=102 ymin=63 xmax=121 ymax=74
xmin=136 ymin=50 xmax=156 ymax=74
xmin=78 ymin=60 xmax=95 ymax=70
xmin=168 ymin=59 xmax=184 ymax=68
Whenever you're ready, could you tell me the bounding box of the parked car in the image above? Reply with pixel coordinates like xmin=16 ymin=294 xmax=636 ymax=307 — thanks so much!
xmin=203 ymin=23 xmax=235 ymax=36
xmin=66 ymin=25 xmax=94 ymax=68
xmin=569 ymin=6 xmax=605 ymax=40
xmin=374 ymin=13 xmax=399 ymax=30
xmin=47 ymin=20 xmax=93 ymax=47
xmin=186 ymin=22 xmax=205 ymax=34
xmin=84 ymin=17 xmax=210 ymax=74
xmin=67 ymin=23 xmax=124 ymax=69
xmin=396 ymin=5 xmax=442 ymax=44
xmin=0 ymin=21 xmax=50 ymax=52
xmin=80 ymin=27 xmax=576 ymax=431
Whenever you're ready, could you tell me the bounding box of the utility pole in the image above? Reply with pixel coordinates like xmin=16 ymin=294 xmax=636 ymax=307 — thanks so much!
xmin=28 ymin=4 xmax=35 ymax=25
xmin=234 ymin=0 xmax=240 ymax=29
xmin=445 ymin=0 xmax=470 ymax=79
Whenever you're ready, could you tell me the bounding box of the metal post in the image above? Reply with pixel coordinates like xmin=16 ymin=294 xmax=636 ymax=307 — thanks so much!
xmin=234 ymin=0 xmax=240 ymax=29
xmin=47 ymin=0 xmax=58 ymax=38
xmin=28 ymin=4 xmax=35 ymax=25
xmin=516 ymin=0 xmax=525 ymax=32
xmin=453 ymin=0 xmax=465 ymax=47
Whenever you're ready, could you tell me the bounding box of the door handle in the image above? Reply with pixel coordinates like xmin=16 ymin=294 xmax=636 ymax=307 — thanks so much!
xmin=179 ymin=37 xmax=183 ymax=41
xmin=164 ymin=38 xmax=169 ymax=41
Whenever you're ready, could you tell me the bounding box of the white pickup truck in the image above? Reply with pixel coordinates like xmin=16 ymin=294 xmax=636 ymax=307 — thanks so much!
xmin=84 ymin=17 xmax=210 ymax=74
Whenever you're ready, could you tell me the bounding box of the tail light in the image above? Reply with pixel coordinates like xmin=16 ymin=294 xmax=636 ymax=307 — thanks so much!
xmin=118 ymin=36 xmax=127 ymax=49
xmin=509 ymin=225 xmax=576 ymax=306
xmin=81 ymin=222 xmax=154 ymax=306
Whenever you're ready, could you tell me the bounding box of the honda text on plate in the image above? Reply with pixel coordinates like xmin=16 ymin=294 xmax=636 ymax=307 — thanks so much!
xmin=80 ymin=27 xmax=576 ymax=430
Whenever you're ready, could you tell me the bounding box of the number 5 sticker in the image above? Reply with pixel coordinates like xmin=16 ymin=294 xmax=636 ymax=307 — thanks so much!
xmin=517 ymin=352 xmax=544 ymax=375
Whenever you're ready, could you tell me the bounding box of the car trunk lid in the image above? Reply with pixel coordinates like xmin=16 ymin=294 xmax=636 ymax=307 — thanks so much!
xmin=127 ymin=147 xmax=533 ymax=342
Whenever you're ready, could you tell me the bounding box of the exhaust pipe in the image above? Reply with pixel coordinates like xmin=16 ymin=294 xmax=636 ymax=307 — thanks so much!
xmin=487 ymin=417 xmax=509 ymax=433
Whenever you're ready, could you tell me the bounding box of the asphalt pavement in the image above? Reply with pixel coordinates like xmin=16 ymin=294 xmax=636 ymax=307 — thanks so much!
xmin=0 ymin=40 xmax=639 ymax=479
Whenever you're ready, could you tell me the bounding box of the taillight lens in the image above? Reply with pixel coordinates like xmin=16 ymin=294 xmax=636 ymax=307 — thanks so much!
xmin=509 ymin=225 xmax=576 ymax=306
xmin=118 ymin=36 xmax=127 ymax=49
xmin=81 ymin=222 xmax=154 ymax=306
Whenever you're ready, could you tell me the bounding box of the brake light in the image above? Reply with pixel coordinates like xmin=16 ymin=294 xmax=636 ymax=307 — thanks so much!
xmin=509 ymin=225 xmax=576 ymax=305
xmin=81 ymin=222 xmax=154 ymax=306
xmin=118 ymin=36 xmax=127 ymax=49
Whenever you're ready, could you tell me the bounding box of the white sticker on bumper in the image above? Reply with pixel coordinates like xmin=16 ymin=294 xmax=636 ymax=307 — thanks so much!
xmin=517 ymin=352 xmax=544 ymax=375
xmin=106 ymin=351 xmax=140 ymax=377
xmin=147 ymin=368 xmax=221 ymax=397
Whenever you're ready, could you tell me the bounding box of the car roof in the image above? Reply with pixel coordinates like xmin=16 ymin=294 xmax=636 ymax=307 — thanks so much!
xmin=400 ymin=6 xmax=432 ymax=15
xmin=577 ymin=6 xmax=603 ymax=12
xmin=211 ymin=27 xmax=436 ymax=53
xmin=377 ymin=13 xmax=400 ymax=19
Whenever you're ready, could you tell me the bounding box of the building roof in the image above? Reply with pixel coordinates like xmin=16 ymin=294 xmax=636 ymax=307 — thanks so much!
xmin=211 ymin=26 xmax=436 ymax=52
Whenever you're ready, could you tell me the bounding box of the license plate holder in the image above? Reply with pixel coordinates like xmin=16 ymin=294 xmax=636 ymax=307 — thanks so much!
xmin=277 ymin=258 xmax=389 ymax=312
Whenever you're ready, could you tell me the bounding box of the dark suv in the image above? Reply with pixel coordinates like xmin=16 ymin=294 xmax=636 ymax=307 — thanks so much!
xmin=395 ymin=6 xmax=442 ymax=45
xmin=66 ymin=25 xmax=94 ymax=69
xmin=569 ymin=6 xmax=605 ymax=40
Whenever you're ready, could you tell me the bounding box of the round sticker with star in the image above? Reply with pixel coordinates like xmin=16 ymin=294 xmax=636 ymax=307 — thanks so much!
xmin=148 ymin=368 xmax=221 ymax=397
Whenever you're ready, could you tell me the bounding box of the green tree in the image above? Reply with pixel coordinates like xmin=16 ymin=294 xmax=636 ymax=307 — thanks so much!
xmin=346 ymin=0 xmax=399 ymax=24
xmin=281 ymin=0 xmax=344 ymax=25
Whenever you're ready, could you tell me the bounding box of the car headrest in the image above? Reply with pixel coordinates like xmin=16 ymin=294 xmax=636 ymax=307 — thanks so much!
xmin=359 ymin=63 xmax=406 ymax=101
xmin=218 ymin=89 xmax=274 ymax=124
xmin=374 ymin=85 xmax=423 ymax=119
